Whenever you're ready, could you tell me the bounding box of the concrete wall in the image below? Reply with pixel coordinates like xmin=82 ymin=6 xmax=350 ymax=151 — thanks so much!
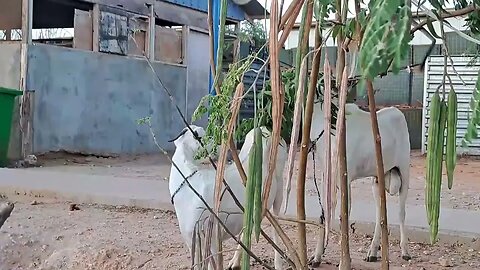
xmin=185 ymin=27 xmax=210 ymax=126
xmin=0 ymin=43 xmax=21 ymax=88
xmin=28 ymin=44 xmax=188 ymax=155
xmin=0 ymin=43 xmax=22 ymax=160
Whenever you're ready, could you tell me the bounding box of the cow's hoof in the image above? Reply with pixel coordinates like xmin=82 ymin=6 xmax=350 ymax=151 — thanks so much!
xmin=364 ymin=256 xmax=378 ymax=262
xmin=308 ymin=256 xmax=321 ymax=268
xmin=402 ymin=255 xmax=412 ymax=261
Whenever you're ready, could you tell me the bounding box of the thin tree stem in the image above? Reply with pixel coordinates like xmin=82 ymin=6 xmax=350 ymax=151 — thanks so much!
xmin=295 ymin=1 xmax=314 ymax=267
xmin=297 ymin=22 xmax=322 ymax=268
xmin=366 ymin=80 xmax=390 ymax=270
xmin=336 ymin=0 xmax=352 ymax=268
xmin=337 ymin=68 xmax=351 ymax=270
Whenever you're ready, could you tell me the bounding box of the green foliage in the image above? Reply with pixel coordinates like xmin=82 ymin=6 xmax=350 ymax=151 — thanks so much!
xmin=224 ymin=21 xmax=267 ymax=54
xmin=462 ymin=70 xmax=480 ymax=146
xmin=191 ymin=56 xmax=255 ymax=159
xmin=314 ymin=0 xmax=336 ymax=23
xmin=428 ymin=0 xmax=448 ymax=12
xmin=454 ymin=0 xmax=480 ymax=34
xmin=359 ymin=0 xmax=412 ymax=79
xmin=237 ymin=69 xmax=298 ymax=143
xmin=236 ymin=68 xmax=340 ymax=144
xmin=237 ymin=21 xmax=267 ymax=48
xmin=191 ymin=63 xmax=340 ymax=160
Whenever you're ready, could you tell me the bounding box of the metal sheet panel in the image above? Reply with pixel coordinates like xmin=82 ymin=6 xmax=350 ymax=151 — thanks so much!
xmin=421 ymin=56 xmax=480 ymax=156
xmin=164 ymin=0 xmax=246 ymax=21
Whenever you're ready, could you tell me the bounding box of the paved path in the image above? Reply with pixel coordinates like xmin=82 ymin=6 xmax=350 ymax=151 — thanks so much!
xmin=0 ymin=168 xmax=479 ymax=243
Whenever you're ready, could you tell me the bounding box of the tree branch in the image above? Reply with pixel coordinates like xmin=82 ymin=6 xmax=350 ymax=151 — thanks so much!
xmin=411 ymin=5 xmax=477 ymax=34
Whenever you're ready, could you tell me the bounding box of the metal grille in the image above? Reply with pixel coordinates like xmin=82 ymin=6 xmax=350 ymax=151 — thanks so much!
xmin=238 ymin=60 xmax=269 ymax=121
xmin=421 ymin=55 xmax=480 ymax=156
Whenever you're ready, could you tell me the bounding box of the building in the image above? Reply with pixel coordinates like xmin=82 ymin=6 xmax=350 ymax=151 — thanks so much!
xmin=0 ymin=0 xmax=266 ymax=161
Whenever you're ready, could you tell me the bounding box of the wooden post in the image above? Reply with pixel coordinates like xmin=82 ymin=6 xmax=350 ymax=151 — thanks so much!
xmin=366 ymin=80 xmax=390 ymax=269
xmin=20 ymin=0 xmax=33 ymax=158
xmin=147 ymin=3 xmax=155 ymax=61
xmin=92 ymin=4 xmax=100 ymax=52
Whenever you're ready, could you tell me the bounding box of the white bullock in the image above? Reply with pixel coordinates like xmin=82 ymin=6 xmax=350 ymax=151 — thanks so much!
xmin=308 ymin=102 xmax=411 ymax=266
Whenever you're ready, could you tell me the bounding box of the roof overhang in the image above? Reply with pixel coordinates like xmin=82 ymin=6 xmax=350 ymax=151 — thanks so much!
xmin=239 ymin=0 xmax=269 ymax=20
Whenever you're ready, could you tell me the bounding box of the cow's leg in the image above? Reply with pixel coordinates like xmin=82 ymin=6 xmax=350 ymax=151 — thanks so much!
xmin=308 ymin=189 xmax=329 ymax=268
xmin=227 ymin=240 xmax=242 ymax=269
xmin=272 ymin=183 xmax=284 ymax=270
xmin=308 ymin=227 xmax=326 ymax=268
xmin=366 ymin=177 xmax=381 ymax=262
xmin=398 ymin=167 xmax=411 ymax=261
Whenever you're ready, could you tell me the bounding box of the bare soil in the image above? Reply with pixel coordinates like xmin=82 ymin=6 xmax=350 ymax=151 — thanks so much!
xmin=1 ymin=151 xmax=478 ymax=269
xmin=1 ymin=198 xmax=479 ymax=270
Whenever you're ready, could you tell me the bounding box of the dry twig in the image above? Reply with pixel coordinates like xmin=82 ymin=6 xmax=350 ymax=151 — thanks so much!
xmin=0 ymin=202 xmax=14 ymax=229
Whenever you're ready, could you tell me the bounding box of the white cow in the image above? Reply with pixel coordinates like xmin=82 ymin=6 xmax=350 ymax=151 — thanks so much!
xmin=308 ymin=102 xmax=411 ymax=266
xmin=169 ymin=125 xmax=288 ymax=269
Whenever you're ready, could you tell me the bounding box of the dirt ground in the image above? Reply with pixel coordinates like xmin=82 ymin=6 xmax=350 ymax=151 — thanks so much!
xmin=1 ymin=198 xmax=479 ymax=270
xmin=0 ymin=151 xmax=479 ymax=269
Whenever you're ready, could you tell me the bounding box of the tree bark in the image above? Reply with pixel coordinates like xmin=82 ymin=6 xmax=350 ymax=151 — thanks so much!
xmin=295 ymin=0 xmax=314 ymax=267
xmin=297 ymin=22 xmax=321 ymax=269
xmin=337 ymin=69 xmax=351 ymax=270
xmin=0 ymin=202 xmax=14 ymax=229
xmin=366 ymin=80 xmax=390 ymax=270
xmin=336 ymin=0 xmax=352 ymax=268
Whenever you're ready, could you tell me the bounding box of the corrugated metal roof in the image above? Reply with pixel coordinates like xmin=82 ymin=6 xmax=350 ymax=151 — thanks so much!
xmin=164 ymin=0 xmax=268 ymax=21
xmin=421 ymin=55 xmax=480 ymax=155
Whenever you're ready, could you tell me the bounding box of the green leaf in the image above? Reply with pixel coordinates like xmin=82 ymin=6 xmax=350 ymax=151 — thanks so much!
xmin=463 ymin=70 xmax=480 ymax=145
xmin=332 ymin=24 xmax=342 ymax=42
xmin=191 ymin=56 xmax=255 ymax=160
xmin=426 ymin=19 xmax=442 ymax=39
xmin=359 ymin=0 xmax=411 ymax=79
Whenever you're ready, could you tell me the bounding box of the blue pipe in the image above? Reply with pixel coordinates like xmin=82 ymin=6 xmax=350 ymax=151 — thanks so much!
xmin=209 ymin=0 xmax=220 ymax=96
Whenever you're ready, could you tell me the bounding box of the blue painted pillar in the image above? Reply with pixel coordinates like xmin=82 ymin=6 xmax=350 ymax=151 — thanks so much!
xmin=209 ymin=0 xmax=221 ymax=96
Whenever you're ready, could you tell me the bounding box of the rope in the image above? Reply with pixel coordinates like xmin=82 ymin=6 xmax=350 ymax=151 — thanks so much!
xmin=171 ymin=170 xmax=198 ymax=205
xmin=311 ymin=142 xmax=325 ymax=224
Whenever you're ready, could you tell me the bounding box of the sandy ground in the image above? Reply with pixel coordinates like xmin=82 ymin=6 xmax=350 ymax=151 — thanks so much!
xmin=1 ymin=151 xmax=478 ymax=269
xmin=1 ymin=198 xmax=479 ymax=270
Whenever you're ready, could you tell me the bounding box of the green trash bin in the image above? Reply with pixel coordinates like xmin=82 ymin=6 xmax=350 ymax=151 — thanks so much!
xmin=0 ymin=87 xmax=23 ymax=167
